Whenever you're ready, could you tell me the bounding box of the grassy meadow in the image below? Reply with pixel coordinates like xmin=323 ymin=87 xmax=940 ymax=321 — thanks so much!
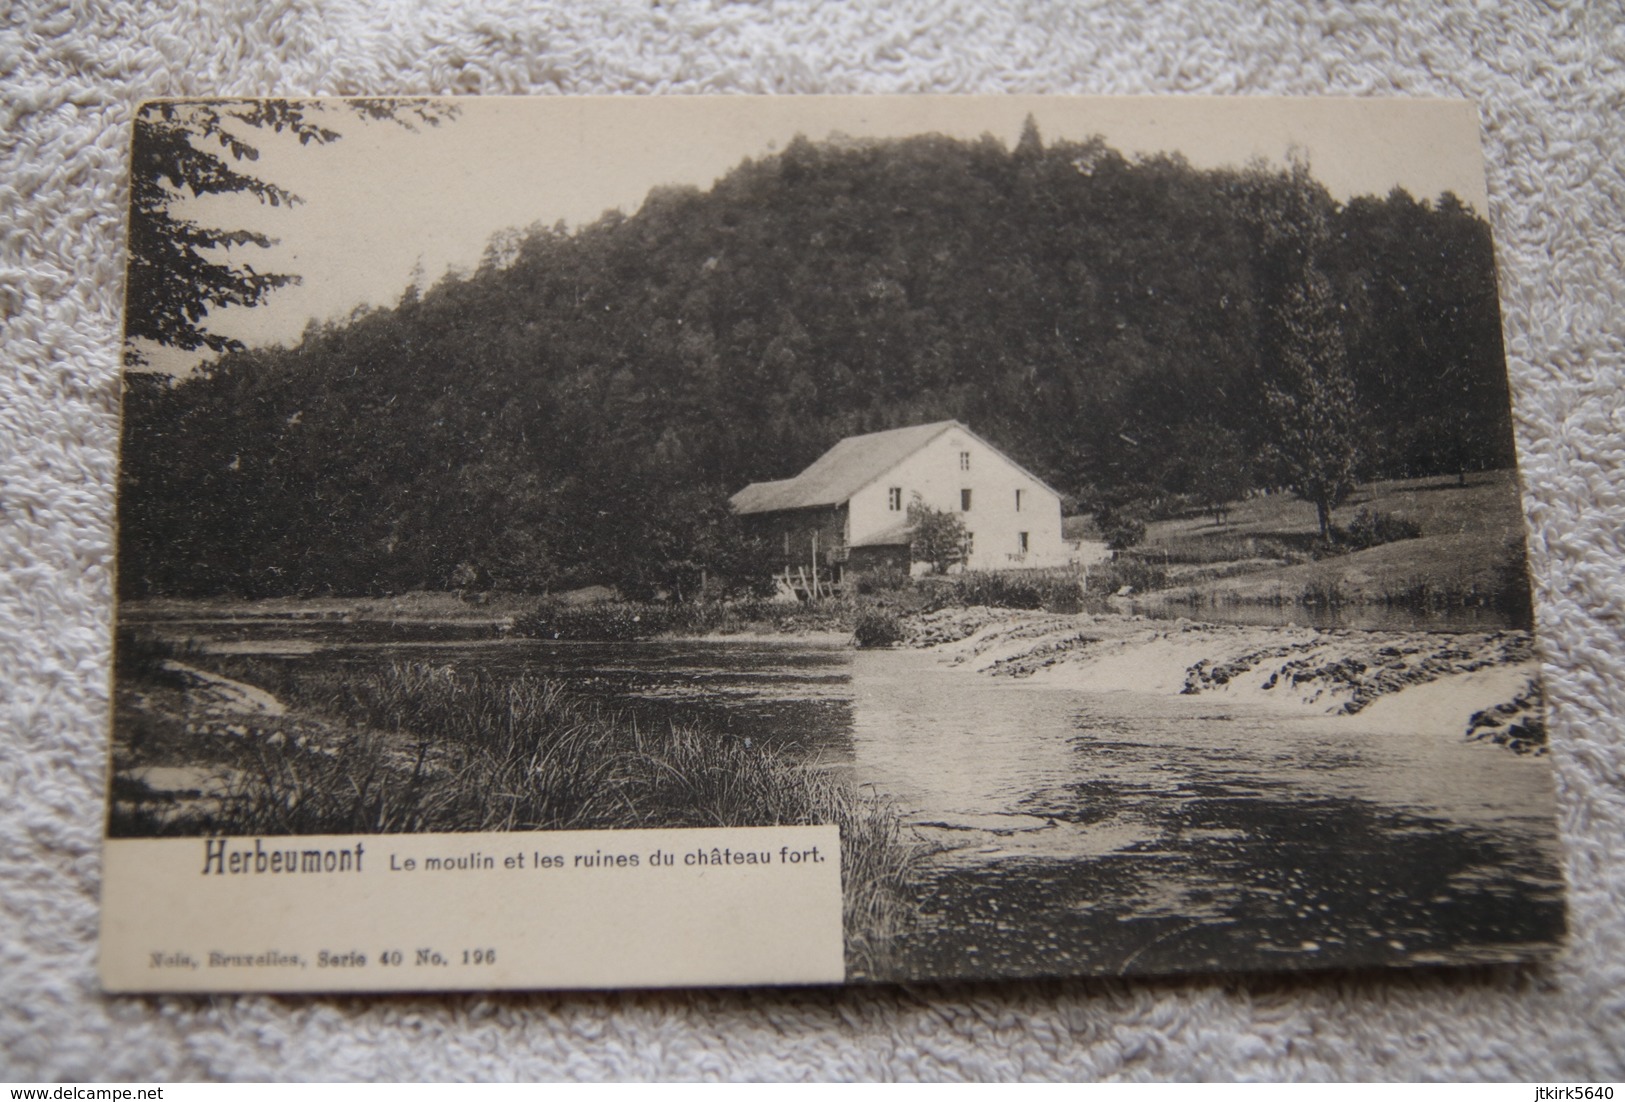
xmin=1123 ymin=470 xmax=1532 ymax=624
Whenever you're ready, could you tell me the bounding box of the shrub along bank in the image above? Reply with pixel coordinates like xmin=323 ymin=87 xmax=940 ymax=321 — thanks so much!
xmin=514 ymin=566 xmax=1149 ymax=646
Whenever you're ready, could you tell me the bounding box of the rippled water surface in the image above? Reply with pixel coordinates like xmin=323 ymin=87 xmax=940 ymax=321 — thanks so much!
xmin=207 ymin=623 xmax=1566 ymax=979
xmin=849 ymin=649 xmax=1563 ymax=978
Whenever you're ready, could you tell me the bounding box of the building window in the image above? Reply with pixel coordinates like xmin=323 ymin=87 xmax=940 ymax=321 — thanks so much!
xmin=965 ymin=531 xmax=975 ymax=557
xmin=1015 ymin=488 xmax=1024 ymax=512
xmin=1018 ymin=531 xmax=1029 ymax=554
xmin=960 ymin=488 xmax=972 ymax=511
xmin=959 ymin=450 xmax=971 ymax=471
xmin=888 ymin=486 xmax=902 ymax=511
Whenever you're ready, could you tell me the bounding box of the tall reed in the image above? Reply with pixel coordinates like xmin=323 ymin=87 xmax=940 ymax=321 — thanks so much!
xmin=207 ymin=661 xmax=925 ymax=978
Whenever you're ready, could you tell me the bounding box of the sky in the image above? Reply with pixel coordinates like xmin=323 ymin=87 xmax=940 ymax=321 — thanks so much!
xmin=139 ymin=95 xmax=1492 ymax=376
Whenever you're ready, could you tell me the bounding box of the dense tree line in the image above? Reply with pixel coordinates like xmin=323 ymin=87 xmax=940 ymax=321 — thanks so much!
xmin=118 ymin=122 xmax=1515 ymax=599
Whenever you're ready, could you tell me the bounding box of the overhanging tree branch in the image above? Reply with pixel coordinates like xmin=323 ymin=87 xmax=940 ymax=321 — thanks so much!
xmin=124 ymin=98 xmax=457 ymax=367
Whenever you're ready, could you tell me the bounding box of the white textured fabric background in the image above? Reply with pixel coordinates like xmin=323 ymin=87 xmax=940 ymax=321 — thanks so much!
xmin=2 ymin=0 xmax=1622 ymax=1082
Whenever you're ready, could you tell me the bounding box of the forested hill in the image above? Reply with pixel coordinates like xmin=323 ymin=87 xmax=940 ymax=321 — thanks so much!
xmin=119 ymin=125 xmax=1515 ymax=599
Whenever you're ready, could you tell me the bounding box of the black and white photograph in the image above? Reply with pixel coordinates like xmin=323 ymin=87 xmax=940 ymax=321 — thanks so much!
xmin=107 ymin=95 xmax=1565 ymax=985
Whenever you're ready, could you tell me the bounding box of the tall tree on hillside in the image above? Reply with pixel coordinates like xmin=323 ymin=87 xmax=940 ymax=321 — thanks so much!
xmin=1013 ymin=113 xmax=1044 ymax=160
xmin=1265 ymin=257 xmax=1361 ymax=540
xmin=121 ymin=127 xmax=1507 ymax=600
xmin=124 ymin=98 xmax=456 ymax=367
xmin=1331 ymin=188 xmax=1514 ymax=480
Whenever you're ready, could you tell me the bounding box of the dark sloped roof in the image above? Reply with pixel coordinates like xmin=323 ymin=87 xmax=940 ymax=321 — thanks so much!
xmin=850 ymin=521 xmax=912 ymax=547
xmin=731 ymin=421 xmax=960 ymax=515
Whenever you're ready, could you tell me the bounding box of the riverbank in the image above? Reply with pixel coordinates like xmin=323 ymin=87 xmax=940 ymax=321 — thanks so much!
xmin=120 ymin=591 xmax=1549 ymax=755
xmin=120 ymin=592 xmax=868 ymax=644
xmin=898 ymin=606 xmax=1547 ymax=753
xmin=108 ymin=639 xmax=926 ymax=979
xmin=120 ymin=591 xmax=539 ymax=625
xmin=1115 ymin=470 xmax=1533 ymax=629
xmin=108 ymin=604 xmax=1552 ymax=991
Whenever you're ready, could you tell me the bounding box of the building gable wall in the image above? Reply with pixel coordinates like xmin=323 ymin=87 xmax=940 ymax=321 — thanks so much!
xmin=848 ymin=427 xmax=1066 ymax=569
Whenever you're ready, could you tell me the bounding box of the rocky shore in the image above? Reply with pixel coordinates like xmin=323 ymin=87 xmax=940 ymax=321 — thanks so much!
xmin=897 ymin=607 xmax=1547 ymax=753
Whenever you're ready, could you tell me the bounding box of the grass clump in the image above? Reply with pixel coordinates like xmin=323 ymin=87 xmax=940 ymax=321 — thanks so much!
xmin=1083 ymin=557 xmax=1170 ymax=597
xmin=850 ymin=567 xmax=915 ymax=596
xmin=518 ymin=597 xmax=854 ymax=640
xmin=852 ymin=608 xmax=904 ymax=648
xmin=944 ymin=569 xmax=1083 ymax=612
xmin=118 ymin=659 xmax=926 ymax=978
xmin=1333 ymin=509 xmax=1423 ymax=551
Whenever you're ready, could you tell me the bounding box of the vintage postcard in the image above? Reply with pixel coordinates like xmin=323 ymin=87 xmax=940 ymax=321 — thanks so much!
xmin=104 ymin=95 xmax=1565 ymax=991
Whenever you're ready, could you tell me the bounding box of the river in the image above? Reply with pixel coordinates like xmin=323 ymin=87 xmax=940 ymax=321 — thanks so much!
xmin=187 ymin=620 xmax=1566 ymax=980
xmin=849 ymin=648 xmax=1563 ymax=977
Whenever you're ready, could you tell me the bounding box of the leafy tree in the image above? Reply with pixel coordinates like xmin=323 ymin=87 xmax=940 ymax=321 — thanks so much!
xmin=1264 ymin=258 xmax=1362 ymax=539
xmin=124 ymin=98 xmax=456 ymax=367
xmin=1163 ymin=425 xmax=1252 ymax=526
xmin=599 ymin=485 xmax=775 ymax=602
xmin=1331 ymin=188 xmax=1514 ymax=480
xmin=114 ymin=125 xmax=1512 ymax=600
xmin=1092 ymin=496 xmax=1149 ymax=551
xmin=907 ymin=496 xmax=969 ymax=574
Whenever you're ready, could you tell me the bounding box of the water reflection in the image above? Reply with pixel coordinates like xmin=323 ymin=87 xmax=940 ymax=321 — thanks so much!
xmin=850 ymin=648 xmax=1563 ymax=978
xmin=335 ymin=635 xmax=856 ymax=757
xmin=181 ymin=621 xmax=1563 ymax=978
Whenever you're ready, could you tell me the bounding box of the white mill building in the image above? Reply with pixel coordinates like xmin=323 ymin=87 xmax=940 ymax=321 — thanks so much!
xmin=730 ymin=420 xmax=1072 ymax=593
